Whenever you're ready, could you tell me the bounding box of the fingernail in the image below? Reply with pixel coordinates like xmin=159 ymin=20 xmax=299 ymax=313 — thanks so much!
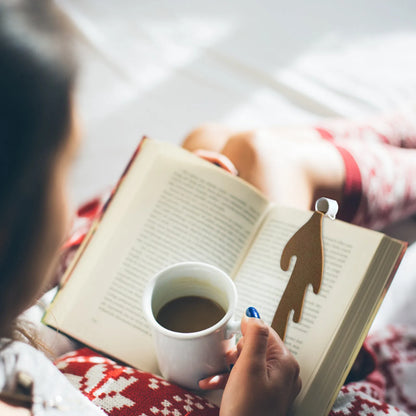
xmin=198 ymin=374 xmax=220 ymax=384
xmin=245 ymin=307 xmax=260 ymax=319
xmin=208 ymin=375 xmax=220 ymax=384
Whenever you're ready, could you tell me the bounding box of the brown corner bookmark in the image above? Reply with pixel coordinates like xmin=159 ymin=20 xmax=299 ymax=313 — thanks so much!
xmin=271 ymin=198 xmax=338 ymax=341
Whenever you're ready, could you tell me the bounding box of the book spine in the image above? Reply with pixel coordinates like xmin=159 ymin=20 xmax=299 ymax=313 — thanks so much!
xmin=60 ymin=137 xmax=148 ymax=287
xmin=101 ymin=136 xmax=148 ymax=216
xmin=58 ymin=218 xmax=100 ymax=288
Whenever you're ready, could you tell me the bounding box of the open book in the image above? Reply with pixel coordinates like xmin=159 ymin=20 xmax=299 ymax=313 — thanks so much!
xmin=43 ymin=138 xmax=406 ymax=416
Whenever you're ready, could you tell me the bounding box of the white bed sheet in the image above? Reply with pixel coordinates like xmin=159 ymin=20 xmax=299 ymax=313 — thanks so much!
xmin=53 ymin=0 xmax=416 ymax=330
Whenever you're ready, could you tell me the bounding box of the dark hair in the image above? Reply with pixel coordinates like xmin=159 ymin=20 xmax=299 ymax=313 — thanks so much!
xmin=0 ymin=0 xmax=76 ymax=337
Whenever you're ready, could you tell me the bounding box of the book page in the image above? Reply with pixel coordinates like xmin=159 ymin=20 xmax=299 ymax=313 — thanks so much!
xmin=46 ymin=139 xmax=269 ymax=371
xmin=234 ymin=205 xmax=384 ymax=395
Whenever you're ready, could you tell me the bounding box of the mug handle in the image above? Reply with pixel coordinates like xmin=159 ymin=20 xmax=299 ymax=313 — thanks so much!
xmin=225 ymin=319 xmax=241 ymax=339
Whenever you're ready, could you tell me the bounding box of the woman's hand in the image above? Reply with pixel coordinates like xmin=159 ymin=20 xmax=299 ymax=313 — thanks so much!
xmin=201 ymin=315 xmax=301 ymax=416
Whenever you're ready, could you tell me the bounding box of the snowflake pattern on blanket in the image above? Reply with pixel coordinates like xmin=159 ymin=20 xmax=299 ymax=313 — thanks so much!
xmin=330 ymin=325 xmax=416 ymax=416
xmin=55 ymin=348 xmax=218 ymax=416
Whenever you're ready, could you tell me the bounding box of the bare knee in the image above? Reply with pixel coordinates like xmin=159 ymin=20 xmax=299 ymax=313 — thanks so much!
xmin=221 ymin=131 xmax=262 ymax=176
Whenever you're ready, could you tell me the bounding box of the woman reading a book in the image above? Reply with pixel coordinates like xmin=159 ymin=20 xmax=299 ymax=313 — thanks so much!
xmin=0 ymin=1 xmax=415 ymax=415
xmin=0 ymin=1 xmax=300 ymax=415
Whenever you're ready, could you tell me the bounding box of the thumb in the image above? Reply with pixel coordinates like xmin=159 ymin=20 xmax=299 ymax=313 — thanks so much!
xmin=239 ymin=316 xmax=270 ymax=372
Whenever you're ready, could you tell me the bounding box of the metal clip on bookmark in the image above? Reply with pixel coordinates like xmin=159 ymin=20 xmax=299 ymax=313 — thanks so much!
xmin=315 ymin=197 xmax=338 ymax=220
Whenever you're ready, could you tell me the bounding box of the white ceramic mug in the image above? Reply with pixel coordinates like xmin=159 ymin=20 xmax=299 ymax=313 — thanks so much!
xmin=143 ymin=262 xmax=240 ymax=390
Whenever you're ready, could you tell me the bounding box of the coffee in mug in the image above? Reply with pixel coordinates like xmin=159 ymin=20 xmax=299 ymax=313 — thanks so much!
xmin=156 ymin=295 xmax=226 ymax=333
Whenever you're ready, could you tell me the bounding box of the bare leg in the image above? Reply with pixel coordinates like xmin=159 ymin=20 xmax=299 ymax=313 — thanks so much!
xmin=183 ymin=124 xmax=345 ymax=211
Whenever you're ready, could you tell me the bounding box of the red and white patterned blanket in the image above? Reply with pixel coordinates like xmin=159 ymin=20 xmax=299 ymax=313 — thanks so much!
xmin=330 ymin=325 xmax=416 ymax=415
xmin=55 ymin=348 xmax=218 ymax=416
xmin=54 ymin=325 xmax=416 ymax=416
